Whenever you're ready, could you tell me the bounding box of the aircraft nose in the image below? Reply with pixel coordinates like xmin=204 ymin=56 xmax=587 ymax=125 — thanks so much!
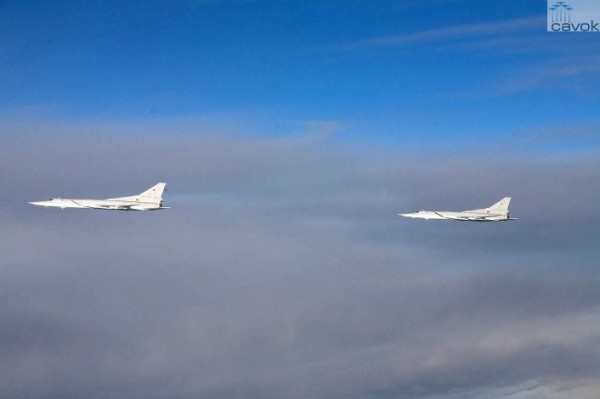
xmin=29 ymin=201 xmax=46 ymax=206
xmin=399 ymin=213 xmax=416 ymax=218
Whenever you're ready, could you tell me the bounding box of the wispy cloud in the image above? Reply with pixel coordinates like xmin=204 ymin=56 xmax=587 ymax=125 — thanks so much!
xmin=458 ymin=55 xmax=600 ymax=97
xmin=338 ymin=16 xmax=545 ymax=50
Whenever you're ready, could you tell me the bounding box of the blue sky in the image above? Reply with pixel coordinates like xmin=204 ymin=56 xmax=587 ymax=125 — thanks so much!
xmin=2 ymin=2 xmax=600 ymax=399
xmin=2 ymin=0 xmax=599 ymax=146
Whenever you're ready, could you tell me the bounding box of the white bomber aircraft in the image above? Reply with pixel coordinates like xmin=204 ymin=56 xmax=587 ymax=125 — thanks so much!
xmin=29 ymin=183 xmax=169 ymax=211
xmin=400 ymin=197 xmax=516 ymax=222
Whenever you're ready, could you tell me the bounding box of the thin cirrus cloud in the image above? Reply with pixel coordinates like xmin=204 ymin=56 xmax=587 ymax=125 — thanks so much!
xmin=452 ymin=54 xmax=600 ymax=98
xmin=333 ymin=13 xmax=600 ymax=98
xmin=330 ymin=14 xmax=600 ymax=98
xmin=493 ymin=55 xmax=600 ymax=95
xmin=337 ymin=15 xmax=545 ymax=50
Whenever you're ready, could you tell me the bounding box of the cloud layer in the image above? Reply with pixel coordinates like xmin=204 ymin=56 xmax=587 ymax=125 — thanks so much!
xmin=1 ymin=120 xmax=599 ymax=399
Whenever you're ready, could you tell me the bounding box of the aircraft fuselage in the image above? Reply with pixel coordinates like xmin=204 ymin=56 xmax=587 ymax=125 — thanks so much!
xmin=29 ymin=198 xmax=166 ymax=211
xmin=29 ymin=183 xmax=169 ymax=211
xmin=400 ymin=210 xmax=510 ymax=222
xmin=399 ymin=197 xmax=516 ymax=222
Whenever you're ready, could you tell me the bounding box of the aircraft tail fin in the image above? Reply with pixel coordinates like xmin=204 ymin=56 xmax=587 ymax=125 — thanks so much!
xmin=138 ymin=182 xmax=166 ymax=204
xmin=487 ymin=197 xmax=511 ymax=214
xmin=111 ymin=183 xmax=167 ymax=205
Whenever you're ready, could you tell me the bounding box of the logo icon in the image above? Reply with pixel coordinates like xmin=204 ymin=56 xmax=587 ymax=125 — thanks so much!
xmin=549 ymin=1 xmax=573 ymax=23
